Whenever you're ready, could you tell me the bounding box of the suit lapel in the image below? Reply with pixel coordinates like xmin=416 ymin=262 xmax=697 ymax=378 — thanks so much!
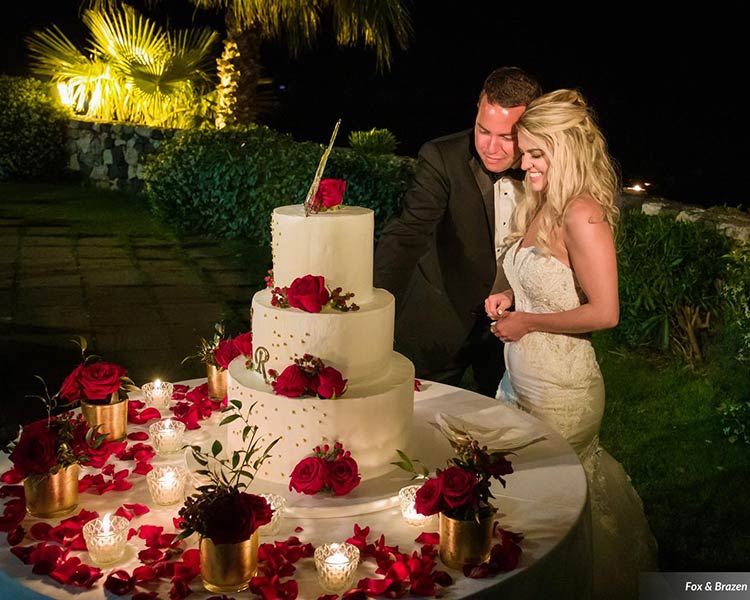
xmin=469 ymin=155 xmax=495 ymax=235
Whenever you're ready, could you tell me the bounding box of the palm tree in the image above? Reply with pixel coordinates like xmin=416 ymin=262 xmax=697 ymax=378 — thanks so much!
xmin=27 ymin=3 xmax=219 ymax=128
xmin=187 ymin=0 xmax=412 ymax=125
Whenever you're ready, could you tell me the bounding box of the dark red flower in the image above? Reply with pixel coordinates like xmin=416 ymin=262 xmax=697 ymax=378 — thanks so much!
xmin=59 ymin=364 xmax=84 ymax=402
xmin=232 ymin=331 xmax=253 ymax=357
xmin=213 ymin=338 xmax=240 ymax=369
xmin=327 ymin=455 xmax=361 ymax=496
xmin=77 ymin=362 xmax=127 ymax=400
xmin=315 ymin=178 xmax=347 ymax=209
xmin=289 ymin=456 xmax=327 ymax=495
xmin=439 ymin=466 xmax=477 ymax=510
xmin=414 ymin=478 xmax=445 ymax=516
xmin=287 ymin=275 xmax=330 ymax=313
xmin=272 ymin=364 xmax=310 ymax=398
xmin=202 ymin=492 xmax=272 ymax=544
xmin=8 ymin=419 xmax=59 ymax=477
xmin=315 ymin=366 xmax=347 ymax=399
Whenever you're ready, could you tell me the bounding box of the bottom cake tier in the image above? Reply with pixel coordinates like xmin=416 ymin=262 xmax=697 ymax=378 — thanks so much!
xmin=225 ymin=352 xmax=415 ymax=485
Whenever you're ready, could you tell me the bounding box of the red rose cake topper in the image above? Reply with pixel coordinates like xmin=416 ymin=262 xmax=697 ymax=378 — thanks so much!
xmin=304 ymin=118 xmax=345 ymax=215
xmin=289 ymin=442 xmax=361 ymax=496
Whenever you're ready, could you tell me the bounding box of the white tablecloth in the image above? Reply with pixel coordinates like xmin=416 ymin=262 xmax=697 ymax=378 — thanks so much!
xmin=0 ymin=380 xmax=591 ymax=599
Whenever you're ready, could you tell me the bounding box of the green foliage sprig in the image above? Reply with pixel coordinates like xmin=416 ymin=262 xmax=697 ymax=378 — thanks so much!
xmin=182 ymin=322 xmax=226 ymax=368
xmin=176 ymin=400 xmax=279 ymax=542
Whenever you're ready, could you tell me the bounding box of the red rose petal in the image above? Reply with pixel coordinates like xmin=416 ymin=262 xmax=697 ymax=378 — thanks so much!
xmin=127 ymin=431 xmax=150 ymax=441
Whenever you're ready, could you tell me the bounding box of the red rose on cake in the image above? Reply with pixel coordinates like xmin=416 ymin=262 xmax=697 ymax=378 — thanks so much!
xmin=287 ymin=275 xmax=330 ymax=313
xmin=289 ymin=442 xmax=361 ymax=497
xmin=270 ymin=354 xmax=347 ymax=399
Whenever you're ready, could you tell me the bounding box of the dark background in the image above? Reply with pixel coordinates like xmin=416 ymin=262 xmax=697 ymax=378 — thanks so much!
xmin=1 ymin=1 xmax=746 ymax=209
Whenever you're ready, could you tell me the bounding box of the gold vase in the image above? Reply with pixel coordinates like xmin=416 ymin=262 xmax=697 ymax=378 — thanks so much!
xmin=200 ymin=532 xmax=259 ymax=593
xmin=438 ymin=509 xmax=496 ymax=569
xmin=24 ymin=464 xmax=79 ymax=518
xmin=206 ymin=364 xmax=228 ymax=400
xmin=80 ymin=394 xmax=128 ymax=441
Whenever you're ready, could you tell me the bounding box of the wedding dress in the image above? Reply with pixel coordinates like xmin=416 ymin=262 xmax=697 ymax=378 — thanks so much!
xmin=496 ymin=241 xmax=658 ymax=600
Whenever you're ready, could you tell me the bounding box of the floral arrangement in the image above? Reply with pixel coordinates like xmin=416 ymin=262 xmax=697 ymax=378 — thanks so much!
xmin=2 ymin=376 xmax=105 ymax=480
xmin=289 ymin=442 xmax=361 ymax=496
xmin=268 ymin=354 xmax=347 ymax=399
xmin=59 ymin=337 xmax=137 ymax=405
xmin=182 ymin=322 xmax=254 ymax=371
xmin=394 ymin=437 xmax=514 ymax=522
xmin=176 ymin=400 xmax=279 ymax=544
xmin=270 ymin=274 xmax=359 ymax=313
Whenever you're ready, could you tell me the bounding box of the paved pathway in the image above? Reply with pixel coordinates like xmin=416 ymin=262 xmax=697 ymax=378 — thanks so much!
xmin=0 ymin=200 xmax=261 ymax=442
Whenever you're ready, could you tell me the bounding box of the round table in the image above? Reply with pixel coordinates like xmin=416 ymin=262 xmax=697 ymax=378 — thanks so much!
xmin=0 ymin=380 xmax=591 ymax=599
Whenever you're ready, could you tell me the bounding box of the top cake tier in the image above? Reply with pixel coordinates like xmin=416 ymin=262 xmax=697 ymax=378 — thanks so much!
xmin=271 ymin=205 xmax=374 ymax=303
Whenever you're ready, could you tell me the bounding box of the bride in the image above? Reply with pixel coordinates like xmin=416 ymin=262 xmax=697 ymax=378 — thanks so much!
xmin=485 ymin=89 xmax=658 ymax=599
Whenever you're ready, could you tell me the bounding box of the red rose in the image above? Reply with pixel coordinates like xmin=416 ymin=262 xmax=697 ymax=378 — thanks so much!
xmin=77 ymin=362 xmax=127 ymax=400
xmin=272 ymin=364 xmax=310 ymax=398
xmin=289 ymin=456 xmax=327 ymax=495
xmin=204 ymin=492 xmax=272 ymax=544
xmin=439 ymin=466 xmax=478 ymax=509
xmin=315 ymin=178 xmax=347 ymax=208
xmin=286 ymin=275 xmax=330 ymax=313
xmin=314 ymin=366 xmax=347 ymax=399
xmin=232 ymin=331 xmax=253 ymax=357
xmin=414 ymin=477 xmax=445 ymax=516
xmin=9 ymin=419 xmax=59 ymax=477
xmin=327 ymin=455 xmax=361 ymax=496
xmin=59 ymin=365 xmax=84 ymax=402
xmin=486 ymin=455 xmax=514 ymax=480
xmin=214 ymin=338 xmax=240 ymax=369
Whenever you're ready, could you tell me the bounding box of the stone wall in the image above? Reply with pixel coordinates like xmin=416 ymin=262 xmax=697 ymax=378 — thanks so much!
xmin=65 ymin=118 xmax=181 ymax=192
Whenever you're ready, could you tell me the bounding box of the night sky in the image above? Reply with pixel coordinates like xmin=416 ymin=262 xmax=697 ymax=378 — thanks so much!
xmin=2 ymin=1 xmax=745 ymax=209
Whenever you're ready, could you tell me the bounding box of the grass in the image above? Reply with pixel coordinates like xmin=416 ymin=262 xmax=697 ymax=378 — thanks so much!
xmin=2 ymin=180 xmax=748 ymax=571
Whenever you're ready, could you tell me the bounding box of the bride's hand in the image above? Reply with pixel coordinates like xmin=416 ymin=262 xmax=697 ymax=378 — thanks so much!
xmin=485 ymin=291 xmax=513 ymax=319
xmin=491 ymin=310 xmax=529 ymax=343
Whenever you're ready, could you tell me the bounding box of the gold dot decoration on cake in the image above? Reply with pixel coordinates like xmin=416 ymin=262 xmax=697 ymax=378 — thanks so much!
xmin=292 ymin=410 xmax=297 ymax=415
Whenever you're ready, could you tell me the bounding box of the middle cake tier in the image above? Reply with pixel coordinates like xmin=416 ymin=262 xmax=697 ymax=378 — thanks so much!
xmin=251 ymin=287 xmax=395 ymax=381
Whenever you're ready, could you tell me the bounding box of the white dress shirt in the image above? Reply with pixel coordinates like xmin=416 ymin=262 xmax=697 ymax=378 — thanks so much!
xmin=494 ymin=176 xmax=524 ymax=259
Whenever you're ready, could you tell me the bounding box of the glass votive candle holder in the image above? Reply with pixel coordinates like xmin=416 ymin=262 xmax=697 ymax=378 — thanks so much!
xmin=146 ymin=465 xmax=187 ymax=506
xmin=149 ymin=418 xmax=186 ymax=455
xmin=141 ymin=379 xmax=174 ymax=410
xmin=258 ymin=493 xmax=286 ymax=537
xmin=314 ymin=542 xmax=360 ymax=593
xmin=83 ymin=514 xmax=129 ymax=565
xmin=399 ymin=484 xmax=431 ymax=527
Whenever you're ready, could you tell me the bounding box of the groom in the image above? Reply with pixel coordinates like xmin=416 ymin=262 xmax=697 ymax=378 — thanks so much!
xmin=374 ymin=66 xmax=541 ymax=397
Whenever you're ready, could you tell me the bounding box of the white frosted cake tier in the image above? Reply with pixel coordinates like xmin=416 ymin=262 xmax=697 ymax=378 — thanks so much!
xmin=226 ymin=352 xmax=415 ymax=485
xmin=251 ymin=287 xmax=395 ymax=381
xmin=271 ymin=205 xmax=374 ymax=302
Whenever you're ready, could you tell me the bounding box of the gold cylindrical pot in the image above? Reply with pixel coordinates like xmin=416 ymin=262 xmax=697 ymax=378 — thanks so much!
xmin=24 ymin=464 xmax=79 ymax=518
xmin=200 ymin=532 xmax=259 ymax=593
xmin=81 ymin=395 xmax=128 ymax=441
xmin=438 ymin=509 xmax=496 ymax=569
xmin=206 ymin=364 xmax=228 ymax=400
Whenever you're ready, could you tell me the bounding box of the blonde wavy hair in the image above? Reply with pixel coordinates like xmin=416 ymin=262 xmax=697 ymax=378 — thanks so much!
xmin=507 ymin=89 xmax=620 ymax=255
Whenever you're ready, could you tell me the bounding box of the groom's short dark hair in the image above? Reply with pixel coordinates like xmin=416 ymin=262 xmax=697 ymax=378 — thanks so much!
xmin=480 ymin=66 xmax=542 ymax=107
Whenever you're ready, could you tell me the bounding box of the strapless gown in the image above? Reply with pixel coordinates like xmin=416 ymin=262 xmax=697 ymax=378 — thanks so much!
xmin=497 ymin=241 xmax=658 ymax=600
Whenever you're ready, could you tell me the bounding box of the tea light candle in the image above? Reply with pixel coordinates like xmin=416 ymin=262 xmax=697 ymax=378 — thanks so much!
xmin=149 ymin=418 xmax=185 ymax=454
xmin=314 ymin=542 xmax=360 ymax=593
xmin=142 ymin=378 xmax=174 ymax=410
xmin=83 ymin=513 xmax=128 ymax=565
xmin=258 ymin=493 xmax=286 ymax=536
xmin=146 ymin=465 xmax=187 ymax=506
xmin=399 ymin=484 xmax=431 ymax=527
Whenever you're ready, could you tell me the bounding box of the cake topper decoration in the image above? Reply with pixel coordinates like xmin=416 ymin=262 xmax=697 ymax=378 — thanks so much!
xmin=304 ymin=119 xmax=342 ymax=216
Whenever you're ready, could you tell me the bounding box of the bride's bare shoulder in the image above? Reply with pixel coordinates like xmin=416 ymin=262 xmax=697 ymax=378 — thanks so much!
xmin=564 ymin=195 xmax=606 ymax=228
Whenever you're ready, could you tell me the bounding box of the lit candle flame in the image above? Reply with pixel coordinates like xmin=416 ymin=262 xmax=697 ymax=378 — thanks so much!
xmin=101 ymin=513 xmax=112 ymax=534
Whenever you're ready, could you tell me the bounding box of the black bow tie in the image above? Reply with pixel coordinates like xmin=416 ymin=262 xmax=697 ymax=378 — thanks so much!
xmin=489 ymin=167 xmax=525 ymax=183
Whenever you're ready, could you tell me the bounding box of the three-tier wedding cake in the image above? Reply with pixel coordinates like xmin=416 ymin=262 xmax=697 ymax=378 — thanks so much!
xmin=226 ymin=204 xmax=415 ymax=485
